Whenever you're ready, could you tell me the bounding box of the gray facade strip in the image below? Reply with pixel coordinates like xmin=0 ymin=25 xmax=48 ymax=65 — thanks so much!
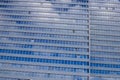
xmin=1 ymin=0 xmax=119 ymax=5
xmin=89 ymin=3 xmax=120 ymax=7
xmin=0 ymin=61 xmax=89 ymax=69
xmin=0 ymin=35 xmax=89 ymax=42
xmin=0 ymin=75 xmax=32 ymax=80
xmin=90 ymin=18 xmax=120 ymax=22
xmin=2 ymin=3 xmax=120 ymax=14
xmin=91 ymin=43 xmax=120 ymax=47
xmin=0 ymin=3 xmax=89 ymax=10
xmin=91 ymin=61 xmax=120 ymax=65
xmin=0 ymin=47 xmax=89 ymax=55
xmin=91 ymin=55 xmax=120 ymax=58
xmin=90 ymin=74 xmax=120 ymax=78
xmin=0 ymin=69 xmax=89 ymax=76
xmin=91 ymin=32 xmax=120 ymax=36
xmin=0 ymin=0 xmax=89 ymax=5
xmin=0 ymin=30 xmax=89 ymax=37
xmin=90 ymin=16 xmax=120 ymax=21
xmin=0 ymin=53 xmax=89 ymax=62
xmin=0 ymin=27 xmax=89 ymax=33
xmin=0 ymin=74 xmax=88 ymax=80
xmin=0 ymin=41 xmax=89 ymax=48
xmin=91 ymin=22 xmax=120 ymax=27
xmin=91 ymin=37 xmax=120 ymax=42
xmin=0 ymin=68 xmax=89 ymax=76
xmin=0 ymin=23 xmax=89 ymax=30
xmin=90 ymin=12 xmax=120 ymax=17
xmin=90 ymin=67 xmax=120 ymax=72
xmin=90 ymin=8 xmax=120 ymax=13
xmin=91 ymin=26 xmax=120 ymax=31
xmin=0 ymin=13 xmax=89 ymax=20
xmin=91 ymin=49 xmax=120 ymax=53
xmin=0 ymin=8 xmax=89 ymax=15
xmin=0 ymin=46 xmax=89 ymax=52
xmin=0 ymin=19 xmax=89 ymax=26
xmin=89 ymin=0 xmax=120 ymax=4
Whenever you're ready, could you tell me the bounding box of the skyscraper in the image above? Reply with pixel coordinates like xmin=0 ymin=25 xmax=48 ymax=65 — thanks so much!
xmin=0 ymin=0 xmax=120 ymax=80
xmin=90 ymin=0 xmax=120 ymax=80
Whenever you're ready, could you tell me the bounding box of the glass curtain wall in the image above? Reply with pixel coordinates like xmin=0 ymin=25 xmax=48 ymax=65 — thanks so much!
xmin=0 ymin=0 xmax=89 ymax=80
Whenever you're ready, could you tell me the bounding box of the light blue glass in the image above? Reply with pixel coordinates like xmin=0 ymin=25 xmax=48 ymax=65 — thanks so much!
xmin=0 ymin=0 xmax=120 ymax=80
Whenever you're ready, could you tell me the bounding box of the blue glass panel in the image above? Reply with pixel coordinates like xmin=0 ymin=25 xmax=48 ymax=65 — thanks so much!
xmin=0 ymin=56 xmax=89 ymax=66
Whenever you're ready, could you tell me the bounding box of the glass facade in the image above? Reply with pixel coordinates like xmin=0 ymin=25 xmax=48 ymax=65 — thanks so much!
xmin=0 ymin=0 xmax=120 ymax=80
xmin=90 ymin=0 xmax=120 ymax=80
